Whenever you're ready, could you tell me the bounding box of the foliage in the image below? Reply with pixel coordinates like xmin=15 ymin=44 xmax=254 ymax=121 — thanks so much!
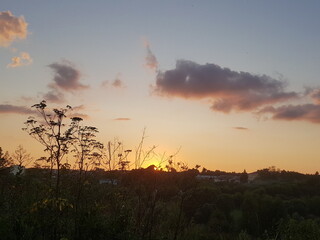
xmin=1 ymin=164 xmax=320 ymax=239
xmin=103 ymin=139 xmax=132 ymax=171
xmin=12 ymin=145 xmax=33 ymax=167
xmin=240 ymin=170 xmax=248 ymax=183
xmin=0 ymin=147 xmax=12 ymax=170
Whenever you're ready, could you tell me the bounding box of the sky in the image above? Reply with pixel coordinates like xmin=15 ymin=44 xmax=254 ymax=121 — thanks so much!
xmin=1 ymin=0 xmax=320 ymax=173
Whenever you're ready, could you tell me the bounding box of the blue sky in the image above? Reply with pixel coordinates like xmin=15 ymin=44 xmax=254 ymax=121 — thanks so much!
xmin=3 ymin=1 xmax=320 ymax=91
xmin=1 ymin=1 xmax=320 ymax=172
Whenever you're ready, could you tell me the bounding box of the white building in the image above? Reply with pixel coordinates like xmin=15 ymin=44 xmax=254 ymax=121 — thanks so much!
xmin=10 ymin=165 xmax=25 ymax=175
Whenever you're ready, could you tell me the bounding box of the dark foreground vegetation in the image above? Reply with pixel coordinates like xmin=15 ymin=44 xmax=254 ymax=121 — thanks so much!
xmin=1 ymin=101 xmax=320 ymax=239
xmin=1 ymin=165 xmax=320 ymax=240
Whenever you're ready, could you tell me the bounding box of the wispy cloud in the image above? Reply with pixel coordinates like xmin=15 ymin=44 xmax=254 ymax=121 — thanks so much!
xmin=154 ymin=60 xmax=298 ymax=113
xmin=48 ymin=61 xmax=89 ymax=92
xmin=42 ymin=90 xmax=65 ymax=103
xmin=72 ymin=105 xmax=85 ymax=111
xmin=0 ymin=11 xmax=28 ymax=47
xmin=259 ymin=104 xmax=320 ymax=124
xmin=0 ymin=104 xmax=33 ymax=115
xmin=112 ymin=78 xmax=124 ymax=88
xmin=101 ymin=80 xmax=109 ymax=88
xmin=233 ymin=127 xmax=249 ymax=130
xmin=19 ymin=96 xmax=34 ymax=103
xmin=7 ymin=52 xmax=33 ymax=68
xmin=308 ymin=88 xmax=320 ymax=104
xmin=113 ymin=118 xmax=131 ymax=121
xmin=101 ymin=74 xmax=125 ymax=89
xmin=144 ymin=40 xmax=158 ymax=70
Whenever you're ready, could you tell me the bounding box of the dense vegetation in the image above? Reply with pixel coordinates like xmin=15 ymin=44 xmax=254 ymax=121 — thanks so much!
xmin=1 ymin=163 xmax=320 ymax=240
xmin=1 ymin=101 xmax=319 ymax=239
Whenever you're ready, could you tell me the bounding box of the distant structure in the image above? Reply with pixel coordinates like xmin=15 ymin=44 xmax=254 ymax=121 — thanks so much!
xmin=196 ymin=175 xmax=215 ymax=180
xmin=248 ymin=172 xmax=259 ymax=182
xmin=196 ymin=174 xmax=240 ymax=183
xmin=10 ymin=165 xmax=25 ymax=176
xmin=99 ymin=179 xmax=119 ymax=185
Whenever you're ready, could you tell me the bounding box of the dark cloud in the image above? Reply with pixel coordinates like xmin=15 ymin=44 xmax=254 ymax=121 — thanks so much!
xmin=259 ymin=104 xmax=320 ymax=124
xmin=154 ymin=60 xmax=298 ymax=113
xmin=0 ymin=104 xmax=33 ymax=115
xmin=0 ymin=11 xmax=28 ymax=47
xmin=233 ymin=127 xmax=249 ymax=130
xmin=113 ymin=118 xmax=131 ymax=121
xmin=48 ymin=61 xmax=89 ymax=91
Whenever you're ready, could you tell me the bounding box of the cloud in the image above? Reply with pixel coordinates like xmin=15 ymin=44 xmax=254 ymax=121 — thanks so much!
xmin=255 ymin=87 xmax=320 ymax=124
xmin=113 ymin=118 xmax=131 ymax=121
xmin=42 ymin=61 xmax=88 ymax=103
xmin=144 ymin=40 xmax=158 ymax=70
xmin=72 ymin=105 xmax=85 ymax=111
xmin=101 ymin=80 xmax=109 ymax=88
xmin=233 ymin=127 xmax=249 ymax=130
xmin=66 ymin=105 xmax=89 ymax=119
xmin=7 ymin=51 xmax=33 ymax=68
xmin=0 ymin=104 xmax=33 ymax=115
xmin=48 ymin=61 xmax=89 ymax=91
xmin=259 ymin=104 xmax=320 ymax=124
xmin=42 ymin=90 xmax=65 ymax=103
xmin=112 ymin=78 xmax=124 ymax=88
xmin=308 ymin=88 xmax=320 ymax=104
xmin=0 ymin=11 xmax=28 ymax=47
xmin=19 ymin=96 xmax=34 ymax=102
xmin=154 ymin=60 xmax=298 ymax=113
xmin=101 ymin=74 xmax=125 ymax=89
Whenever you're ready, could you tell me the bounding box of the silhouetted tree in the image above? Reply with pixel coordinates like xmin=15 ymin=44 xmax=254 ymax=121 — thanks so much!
xmin=66 ymin=117 xmax=105 ymax=238
xmin=195 ymin=164 xmax=201 ymax=170
xmin=12 ymin=145 xmax=33 ymax=168
xmin=68 ymin=117 xmax=104 ymax=171
xmin=201 ymin=167 xmax=207 ymax=174
xmin=134 ymin=128 xmax=157 ymax=169
xmin=0 ymin=147 xmax=12 ymax=170
xmin=240 ymin=169 xmax=248 ymax=183
xmin=102 ymin=139 xmax=132 ymax=171
xmin=24 ymin=100 xmax=72 ymax=197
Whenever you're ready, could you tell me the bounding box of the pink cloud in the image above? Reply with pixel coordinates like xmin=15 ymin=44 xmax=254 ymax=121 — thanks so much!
xmin=0 ymin=11 xmax=28 ymax=47
xmin=113 ymin=118 xmax=131 ymax=121
xmin=7 ymin=52 xmax=33 ymax=68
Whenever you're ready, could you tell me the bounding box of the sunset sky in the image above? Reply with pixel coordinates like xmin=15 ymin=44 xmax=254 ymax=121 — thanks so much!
xmin=1 ymin=1 xmax=320 ymax=173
